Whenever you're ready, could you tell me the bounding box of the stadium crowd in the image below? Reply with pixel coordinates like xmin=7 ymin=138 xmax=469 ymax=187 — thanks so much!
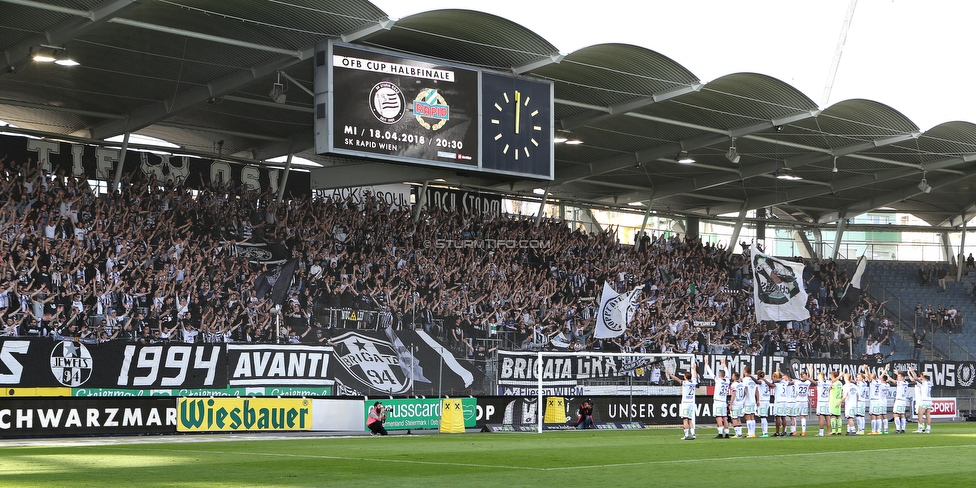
xmin=0 ymin=154 xmax=885 ymax=360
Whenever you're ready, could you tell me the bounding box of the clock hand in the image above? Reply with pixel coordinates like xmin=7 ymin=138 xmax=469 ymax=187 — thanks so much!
xmin=515 ymin=90 xmax=521 ymax=135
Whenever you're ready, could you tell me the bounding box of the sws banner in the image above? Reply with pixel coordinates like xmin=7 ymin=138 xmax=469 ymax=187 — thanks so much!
xmin=0 ymin=338 xmax=226 ymax=389
xmin=0 ymin=397 xmax=177 ymax=438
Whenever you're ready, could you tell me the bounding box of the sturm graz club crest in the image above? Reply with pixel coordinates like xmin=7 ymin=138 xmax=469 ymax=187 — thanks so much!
xmin=369 ymin=81 xmax=405 ymax=124
xmin=601 ymin=293 xmax=634 ymax=334
xmin=958 ymin=363 xmax=976 ymax=388
xmin=331 ymin=331 xmax=411 ymax=394
xmin=50 ymin=340 xmax=93 ymax=387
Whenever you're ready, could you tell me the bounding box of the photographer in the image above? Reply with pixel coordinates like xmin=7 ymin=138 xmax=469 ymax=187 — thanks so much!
xmin=367 ymin=401 xmax=389 ymax=436
xmin=575 ymin=399 xmax=594 ymax=429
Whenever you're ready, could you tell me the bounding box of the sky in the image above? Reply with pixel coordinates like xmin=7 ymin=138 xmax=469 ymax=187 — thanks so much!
xmin=371 ymin=0 xmax=976 ymax=132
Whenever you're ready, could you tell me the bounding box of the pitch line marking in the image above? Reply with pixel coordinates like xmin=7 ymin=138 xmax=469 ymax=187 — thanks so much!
xmin=543 ymin=443 xmax=976 ymax=471
xmin=89 ymin=442 xmax=976 ymax=472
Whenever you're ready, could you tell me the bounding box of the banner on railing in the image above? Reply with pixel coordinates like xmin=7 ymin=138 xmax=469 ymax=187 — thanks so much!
xmin=4 ymin=134 xmax=310 ymax=197
xmin=0 ymin=335 xmax=484 ymax=395
xmin=0 ymin=339 xmax=225 ymax=389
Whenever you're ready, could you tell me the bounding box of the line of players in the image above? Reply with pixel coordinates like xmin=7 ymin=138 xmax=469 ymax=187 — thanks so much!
xmin=668 ymin=359 xmax=934 ymax=440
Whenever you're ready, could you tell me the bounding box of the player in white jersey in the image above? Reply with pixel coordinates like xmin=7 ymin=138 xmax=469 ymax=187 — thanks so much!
xmin=908 ymin=367 xmax=933 ymax=433
xmin=885 ymin=370 xmax=910 ymax=433
xmin=741 ymin=367 xmax=759 ymax=438
xmin=868 ymin=373 xmax=885 ymax=434
xmin=841 ymin=373 xmax=859 ymax=435
xmin=667 ymin=360 xmax=698 ymax=440
xmin=755 ymin=369 xmax=773 ymax=437
xmin=729 ymin=372 xmax=746 ymax=437
xmin=878 ymin=371 xmax=892 ymax=434
xmin=812 ymin=369 xmax=832 ymax=436
xmin=855 ymin=371 xmax=869 ymax=435
xmin=712 ymin=359 xmax=731 ymax=439
xmin=781 ymin=372 xmax=798 ymax=436
xmin=794 ymin=370 xmax=813 ymax=436
xmin=771 ymin=371 xmax=789 ymax=437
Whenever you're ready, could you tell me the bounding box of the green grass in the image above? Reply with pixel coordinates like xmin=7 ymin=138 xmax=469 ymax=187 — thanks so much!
xmin=3 ymin=423 xmax=976 ymax=487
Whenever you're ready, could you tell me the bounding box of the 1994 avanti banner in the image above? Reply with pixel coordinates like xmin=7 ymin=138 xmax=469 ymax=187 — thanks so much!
xmin=497 ymin=351 xmax=976 ymax=389
xmin=0 ymin=330 xmax=485 ymax=395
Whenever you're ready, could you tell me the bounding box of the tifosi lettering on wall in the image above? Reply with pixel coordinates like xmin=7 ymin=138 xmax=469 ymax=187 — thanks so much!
xmin=331 ymin=331 xmax=410 ymax=394
xmin=117 ymin=345 xmax=221 ymax=387
xmin=228 ymin=345 xmax=333 ymax=386
xmin=0 ymin=340 xmax=29 ymax=384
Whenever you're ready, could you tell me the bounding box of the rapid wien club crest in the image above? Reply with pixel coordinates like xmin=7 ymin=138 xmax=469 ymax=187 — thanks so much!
xmin=50 ymin=340 xmax=93 ymax=387
xmin=413 ymin=88 xmax=449 ymax=130
xmin=331 ymin=331 xmax=410 ymax=394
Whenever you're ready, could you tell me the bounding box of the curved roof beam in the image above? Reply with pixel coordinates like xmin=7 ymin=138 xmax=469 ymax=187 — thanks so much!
xmin=86 ymin=14 xmax=393 ymax=141
xmin=560 ymin=82 xmax=703 ymax=131
xmin=0 ymin=0 xmax=139 ymax=75
xmin=513 ymin=53 xmax=565 ymax=74
xmin=508 ymin=107 xmax=818 ymax=192
xmin=601 ymin=130 xmax=921 ymax=205
xmin=698 ymin=152 xmax=976 ymax=219
xmin=817 ymin=166 xmax=976 ymax=224
xmin=943 ymin=203 xmax=976 ymax=227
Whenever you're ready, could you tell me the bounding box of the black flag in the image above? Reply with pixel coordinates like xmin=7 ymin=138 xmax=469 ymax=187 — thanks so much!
xmin=835 ymin=256 xmax=867 ymax=321
xmin=255 ymin=258 xmax=298 ymax=306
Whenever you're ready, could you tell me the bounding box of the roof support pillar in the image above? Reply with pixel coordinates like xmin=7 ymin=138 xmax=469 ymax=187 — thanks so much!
xmin=414 ymin=181 xmax=429 ymax=224
xmin=582 ymin=207 xmax=603 ymax=234
xmin=812 ymin=228 xmax=824 ymax=260
xmin=942 ymin=231 xmax=953 ymax=266
xmin=534 ymin=187 xmax=549 ymax=228
xmin=110 ymin=132 xmax=129 ymax=194
xmin=794 ymin=229 xmax=815 ymax=259
xmin=276 ymin=152 xmax=293 ymax=203
xmin=728 ymin=203 xmax=748 ymax=252
xmin=957 ymin=218 xmax=968 ymax=281
xmin=638 ymin=192 xmax=655 ymax=245
xmin=830 ymin=216 xmax=847 ymax=260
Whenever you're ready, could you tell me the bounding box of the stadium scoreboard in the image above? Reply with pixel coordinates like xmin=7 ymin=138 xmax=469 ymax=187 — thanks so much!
xmin=314 ymin=41 xmax=553 ymax=180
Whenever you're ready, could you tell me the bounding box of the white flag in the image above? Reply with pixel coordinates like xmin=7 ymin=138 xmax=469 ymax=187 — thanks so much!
xmin=751 ymin=247 xmax=810 ymax=322
xmin=594 ymin=281 xmax=641 ymax=338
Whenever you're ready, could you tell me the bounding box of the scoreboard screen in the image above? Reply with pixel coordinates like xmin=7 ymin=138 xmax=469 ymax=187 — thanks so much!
xmin=315 ymin=41 xmax=552 ymax=180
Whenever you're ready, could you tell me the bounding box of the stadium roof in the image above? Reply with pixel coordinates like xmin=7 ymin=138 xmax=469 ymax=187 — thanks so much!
xmin=2 ymin=0 xmax=976 ymax=228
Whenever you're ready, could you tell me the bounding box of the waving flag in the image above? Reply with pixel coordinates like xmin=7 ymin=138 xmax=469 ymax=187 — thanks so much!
xmin=835 ymin=256 xmax=867 ymax=321
xmin=751 ymin=247 xmax=810 ymax=322
xmin=254 ymin=258 xmax=298 ymax=306
xmin=594 ymin=281 xmax=641 ymax=338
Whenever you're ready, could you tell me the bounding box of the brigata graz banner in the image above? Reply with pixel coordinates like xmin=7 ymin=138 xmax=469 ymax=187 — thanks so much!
xmin=497 ymin=351 xmax=974 ymax=390
xmin=0 ymin=397 xmax=177 ymax=437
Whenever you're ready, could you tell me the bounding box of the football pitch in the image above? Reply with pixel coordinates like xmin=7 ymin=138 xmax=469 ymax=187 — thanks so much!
xmin=3 ymin=424 xmax=976 ymax=487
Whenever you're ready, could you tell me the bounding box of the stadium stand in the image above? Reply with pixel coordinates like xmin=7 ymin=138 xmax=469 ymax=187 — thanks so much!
xmin=0 ymin=152 xmax=897 ymax=369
